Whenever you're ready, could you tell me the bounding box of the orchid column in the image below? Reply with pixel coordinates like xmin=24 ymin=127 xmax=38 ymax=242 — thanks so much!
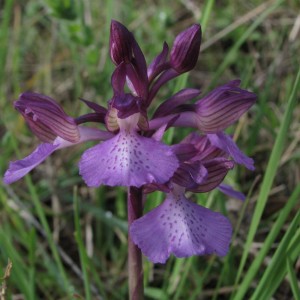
xmin=4 ymin=20 xmax=256 ymax=300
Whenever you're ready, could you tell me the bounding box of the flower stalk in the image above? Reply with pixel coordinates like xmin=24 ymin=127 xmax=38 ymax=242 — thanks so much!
xmin=127 ymin=187 xmax=144 ymax=300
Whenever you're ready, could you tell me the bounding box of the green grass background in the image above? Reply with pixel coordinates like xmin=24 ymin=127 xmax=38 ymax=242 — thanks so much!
xmin=0 ymin=0 xmax=300 ymax=299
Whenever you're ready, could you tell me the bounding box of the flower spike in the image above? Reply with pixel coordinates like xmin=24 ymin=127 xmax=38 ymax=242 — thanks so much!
xmin=4 ymin=21 xmax=256 ymax=267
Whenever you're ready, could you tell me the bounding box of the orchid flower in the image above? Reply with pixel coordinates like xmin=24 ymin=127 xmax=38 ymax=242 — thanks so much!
xmin=4 ymin=20 xmax=256 ymax=270
xmin=131 ymin=133 xmax=236 ymax=263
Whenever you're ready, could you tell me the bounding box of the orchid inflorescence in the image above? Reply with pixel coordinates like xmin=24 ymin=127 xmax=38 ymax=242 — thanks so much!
xmin=4 ymin=20 xmax=256 ymax=264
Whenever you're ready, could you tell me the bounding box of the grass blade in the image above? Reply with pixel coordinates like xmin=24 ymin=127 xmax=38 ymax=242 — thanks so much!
xmin=233 ymin=64 xmax=300 ymax=299
xmin=208 ymin=0 xmax=283 ymax=90
xmin=233 ymin=183 xmax=300 ymax=299
xmin=287 ymin=257 xmax=300 ymax=300
xmin=9 ymin=136 xmax=73 ymax=295
xmin=73 ymin=187 xmax=92 ymax=300
xmin=250 ymin=213 xmax=300 ymax=299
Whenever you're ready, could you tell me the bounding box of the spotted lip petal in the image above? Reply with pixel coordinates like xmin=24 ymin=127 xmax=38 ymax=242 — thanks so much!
xmin=130 ymin=189 xmax=232 ymax=264
xmin=79 ymin=130 xmax=179 ymax=187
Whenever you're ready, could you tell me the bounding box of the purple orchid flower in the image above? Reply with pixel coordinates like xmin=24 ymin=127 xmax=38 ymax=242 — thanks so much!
xmin=130 ymin=184 xmax=232 ymax=263
xmin=4 ymin=20 xmax=256 ymax=266
xmin=4 ymin=93 xmax=113 ymax=184
xmin=130 ymin=134 xmax=235 ymax=263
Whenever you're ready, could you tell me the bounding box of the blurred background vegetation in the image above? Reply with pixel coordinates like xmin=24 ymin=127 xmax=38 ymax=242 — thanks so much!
xmin=0 ymin=0 xmax=300 ymax=299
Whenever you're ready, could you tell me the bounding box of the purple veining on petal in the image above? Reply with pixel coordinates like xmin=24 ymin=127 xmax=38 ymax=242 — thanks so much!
xmin=195 ymin=81 xmax=257 ymax=133
xmin=130 ymin=188 xmax=232 ymax=263
xmin=189 ymin=158 xmax=234 ymax=193
xmin=24 ymin=116 xmax=58 ymax=142
xmin=161 ymin=80 xmax=256 ymax=132
xmin=79 ymin=130 xmax=179 ymax=187
xmin=15 ymin=92 xmax=80 ymax=143
xmin=218 ymin=184 xmax=246 ymax=201
xmin=171 ymin=143 xmax=198 ymax=162
xmin=172 ymin=162 xmax=208 ymax=189
xmin=3 ymin=143 xmax=59 ymax=184
xmin=54 ymin=126 xmax=114 ymax=149
xmin=207 ymin=132 xmax=254 ymax=170
xmin=182 ymin=133 xmax=226 ymax=161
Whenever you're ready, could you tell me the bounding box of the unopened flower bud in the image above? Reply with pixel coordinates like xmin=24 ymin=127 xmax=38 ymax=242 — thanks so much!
xmin=110 ymin=20 xmax=134 ymax=65
xmin=170 ymin=24 xmax=201 ymax=73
